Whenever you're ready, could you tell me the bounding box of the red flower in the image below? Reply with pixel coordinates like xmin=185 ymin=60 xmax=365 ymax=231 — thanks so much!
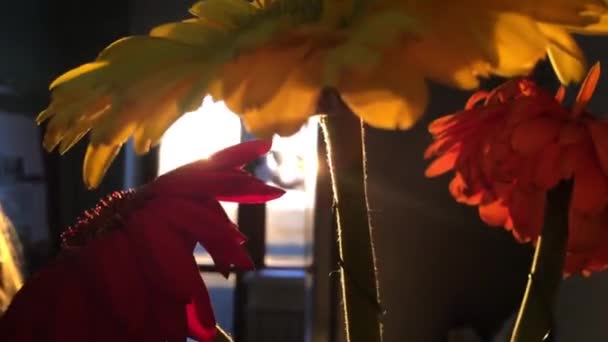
xmin=0 ymin=140 xmax=284 ymax=341
xmin=425 ymin=63 xmax=608 ymax=276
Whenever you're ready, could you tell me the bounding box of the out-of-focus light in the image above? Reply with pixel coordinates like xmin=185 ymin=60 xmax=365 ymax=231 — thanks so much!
xmin=158 ymin=96 xmax=242 ymax=228
xmin=158 ymin=96 xmax=242 ymax=175
xmin=264 ymin=118 xmax=319 ymax=267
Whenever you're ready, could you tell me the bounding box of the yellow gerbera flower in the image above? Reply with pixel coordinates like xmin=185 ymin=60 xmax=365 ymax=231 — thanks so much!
xmin=38 ymin=0 xmax=608 ymax=188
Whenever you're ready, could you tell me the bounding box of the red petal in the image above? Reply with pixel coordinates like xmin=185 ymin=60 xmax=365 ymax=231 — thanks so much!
xmin=465 ymin=90 xmax=489 ymax=109
xmin=48 ymin=265 xmax=95 ymax=342
xmin=555 ymin=85 xmax=566 ymax=103
xmin=151 ymin=295 xmax=188 ymax=341
xmin=143 ymin=198 xmax=254 ymax=275
xmin=125 ymin=210 xmax=201 ymax=301
xmin=428 ymin=114 xmax=457 ymax=134
xmin=149 ymin=168 xmax=284 ymax=203
xmin=559 ymin=122 xmax=586 ymax=145
xmin=505 ymin=97 xmax=548 ymax=129
xmin=511 ymin=117 xmax=560 ymax=156
xmin=425 ymin=149 xmax=458 ymax=177
xmin=187 ymin=278 xmax=216 ymax=342
xmin=0 ymin=260 xmax=67 ymax=341
xmin=571 ymin=156 xmax=608 ymax=213
xmin=533 ymin=143 xmax=562 ymax=189
xmin=572 ymin=62 xmax=600 ymax=119
xmin=509 ymin=186 xmax=546 ymax=242
xmin=478 ymin=200 xmax=510 ymax=227
xmin=568 ymin=208 xmax=607 ymax=254
xmin=586 ymin=120 xmax=608 ymax=176
xmin=449 ymin=173 xmax=483 ymax=205
xmin=75 ymin=231 xmax=149 ymax=335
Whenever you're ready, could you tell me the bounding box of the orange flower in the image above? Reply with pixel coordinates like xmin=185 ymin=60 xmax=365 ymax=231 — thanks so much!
xmin=425 ymin=63 xmax=608 ymax=276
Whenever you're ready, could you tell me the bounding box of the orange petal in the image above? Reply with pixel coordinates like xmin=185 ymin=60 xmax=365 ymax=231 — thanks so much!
xmin=509 ymin=186 xmax=546 ymax=242
xmin=559 ymin=122 xmax=586 ymax=145
xmin=478 ymin=200 xmax=510 ymax=227
xmin=506 ymin=97 xmax=548 ymax=128
xmin=572 ymin=62 xmax=601 ymax=118
xmin=560 ymin=144 xmax=584 ymax=179
xmin=425 ymin=150 xmax=458 ymax=177
xmin=449 ymin=173 xmax=482 ymax=205
xmin=428 ymin=114 xmax=456 ymax=134
xmin=564 ymin=252 xmax=589 ymax=276
xmin=511 ymin=117 xmax=561 ymax=156
xmin=533 ymin=143 xmax=563 ymax=189
xmin=571 ymin=157 xmax=608 ymax=213
xmin=465 ymin=91 xmax=489 ymax=109
xmin=568 ymin=208 xmax=606 ymax=253
xmin=586 ymin=120 xmax=608 ymax=176
xmin=555 ymin=85 xmax=566 ymax=103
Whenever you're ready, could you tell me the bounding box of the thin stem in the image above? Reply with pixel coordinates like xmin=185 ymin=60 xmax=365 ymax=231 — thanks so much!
xmin=510 ymin=182 xmax=571 ymax=342
xmin=215 ymin=325 xmax=233 ymax=342
xmin=319 ymin=93 xmax=382 ymax=342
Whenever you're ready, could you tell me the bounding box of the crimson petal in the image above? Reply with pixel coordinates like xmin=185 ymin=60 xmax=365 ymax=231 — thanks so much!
xmin=187 ymin=278 xmax=216 ymax=342
xmin=149 ymin=168 xmax=284 ymax=203
xmin=74 ymin=231 xmax=149 ymax=335
xmin=144 ymin=197 xmax=253 ymax=275
xmin=125 ymin=210 xmax=201 ymax=301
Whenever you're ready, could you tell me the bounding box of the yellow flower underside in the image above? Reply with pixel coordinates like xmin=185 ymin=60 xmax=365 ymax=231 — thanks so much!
xmin=38 ymin=0 xmax=608 ymax=188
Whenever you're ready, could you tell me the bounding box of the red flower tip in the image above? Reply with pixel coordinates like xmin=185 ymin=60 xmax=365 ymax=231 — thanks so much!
xmin=149 ymin=140 xmax=285 ymax=203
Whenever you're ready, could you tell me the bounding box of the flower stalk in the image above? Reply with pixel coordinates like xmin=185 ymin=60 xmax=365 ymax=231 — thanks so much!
xmin=510 ymin=182 xmax=571 ymax=342
xmin=319 ymin=91 xmax=382 ymax=342
xmin=215 ymin=325 xmax=233 ymax=342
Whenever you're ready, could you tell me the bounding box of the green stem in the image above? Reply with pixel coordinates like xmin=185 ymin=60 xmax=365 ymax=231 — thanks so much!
xmin=510 ymin=183 xmax=571 ymax=342
xmin=320 ymin=105 xmax=382 ymax=342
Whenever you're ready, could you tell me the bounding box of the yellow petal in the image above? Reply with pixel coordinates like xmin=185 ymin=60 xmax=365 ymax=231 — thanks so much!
xmin=83 ymin=144 xmax=121 ymax=189
xmin=228 ymin=43 xmax=312 ymax=114
xmin=403 ymin=6 xmax=494 ymax=89
xmin=323 ymin=10 xmax=420 ymax=86
xmin=340 ymin=55 xmax=429 ymax=130
xmin=240 ymin=70 xmax=320 ymax=139
xmin=487 ymin=0 xmax=607 ymax=26
xmin=49 ymin=62 xmax=108 ymax=90
xmin=130 ymin=73 xmax=206 ymax=154
xmin=538 ymin=23 xmax=587 ymax=84
xmin=189 ymin=0 xmax=257 ymax=29
xmin=150 ymin=21 xmax=225 ymax=46
xmin=490 ymin=13 xmax=549 ymax=77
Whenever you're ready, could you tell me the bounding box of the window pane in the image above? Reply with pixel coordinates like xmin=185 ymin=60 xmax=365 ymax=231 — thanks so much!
xmin=158 ymin=96 xmax=241 ymax=265
xmin=261 ymin=118 xmax=319 ymax=267
xmin=199 ymin=273 xmax=236 ymax=336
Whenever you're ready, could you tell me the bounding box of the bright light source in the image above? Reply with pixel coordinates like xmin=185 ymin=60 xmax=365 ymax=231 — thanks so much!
xmin=158 ymin=96 xmax=242 ymax=225
xmin=264 ymin=118 xmax=319 ymax=267
xmin=158 ymin=96 xmax=242 ymax=175
xmin=158 ymin=97 xmax=320 ymax=267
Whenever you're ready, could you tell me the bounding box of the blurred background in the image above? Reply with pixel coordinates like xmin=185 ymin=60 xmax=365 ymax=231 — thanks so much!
xmin=1 ymin=1 xmax=608 ymax=341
